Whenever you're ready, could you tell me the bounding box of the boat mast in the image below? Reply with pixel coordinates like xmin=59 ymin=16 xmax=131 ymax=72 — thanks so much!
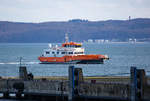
xmin=65 ymin=33 xmax=69 ymax=43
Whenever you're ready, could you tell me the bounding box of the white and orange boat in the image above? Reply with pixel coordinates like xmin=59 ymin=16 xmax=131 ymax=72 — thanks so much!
xmin=38 ymin=34 xmax=109 ymax=64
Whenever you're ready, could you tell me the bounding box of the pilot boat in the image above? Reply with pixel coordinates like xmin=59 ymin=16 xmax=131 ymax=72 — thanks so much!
xmin=38 ymin=34 xmax=109 ymax=64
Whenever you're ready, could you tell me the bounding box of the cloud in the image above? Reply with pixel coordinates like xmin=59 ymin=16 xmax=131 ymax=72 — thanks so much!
xmin=0 ymin=0 xmax=150 ymax=22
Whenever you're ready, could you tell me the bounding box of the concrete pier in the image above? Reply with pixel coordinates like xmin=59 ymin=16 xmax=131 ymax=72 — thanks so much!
xmin=0 ymin=66 xmax=150 ymax=101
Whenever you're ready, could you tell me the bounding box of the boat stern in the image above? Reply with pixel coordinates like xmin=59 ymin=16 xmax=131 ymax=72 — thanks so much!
xmin=104 ymin=55 xmax=109 ymax=60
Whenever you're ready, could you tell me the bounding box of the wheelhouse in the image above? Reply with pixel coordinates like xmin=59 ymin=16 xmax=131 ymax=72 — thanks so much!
xmin=62 ymin=42 xmax=82 ymax=48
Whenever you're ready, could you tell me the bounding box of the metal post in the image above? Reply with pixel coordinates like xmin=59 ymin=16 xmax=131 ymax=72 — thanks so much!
xmin=20 ymin=57 xmax=22 ymax=67
xmin=130 ymin=67 xmax=138 ymax=101
xmin=68 ymin=65 xmax=75 ymax=101
xmin=19 ymin=66 xmax=28 ymax=80
xmin=137 ymin=69 xmax=146 ymax=100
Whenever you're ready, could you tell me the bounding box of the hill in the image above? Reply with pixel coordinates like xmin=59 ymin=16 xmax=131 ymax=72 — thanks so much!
xmin=0 ymin=18 xmax=150 ymax=43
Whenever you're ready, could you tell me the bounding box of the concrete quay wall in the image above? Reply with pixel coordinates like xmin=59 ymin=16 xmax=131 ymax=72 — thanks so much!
xmin=79 ymin=82 xmax=129 ymax=98
xmin=0 ymin=79 xmax=69 ymax=95
xmin=0 ymin=66 xmax=150 ymax=101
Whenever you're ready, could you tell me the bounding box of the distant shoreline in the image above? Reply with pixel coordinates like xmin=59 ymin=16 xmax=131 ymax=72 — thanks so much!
xmin=1 ymin=18 xmax=150 ymax=43
xmin=83 ymin=41 xmax=150 ymax=44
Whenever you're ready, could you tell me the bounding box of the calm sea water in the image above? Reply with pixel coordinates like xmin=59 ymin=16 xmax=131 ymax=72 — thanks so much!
xmin=0 ymin=43 xmax=150 ymax=77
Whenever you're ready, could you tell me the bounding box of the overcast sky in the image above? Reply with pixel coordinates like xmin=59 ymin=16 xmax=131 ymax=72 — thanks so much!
xmin=0 ymin=0 xmax=150 ymax=22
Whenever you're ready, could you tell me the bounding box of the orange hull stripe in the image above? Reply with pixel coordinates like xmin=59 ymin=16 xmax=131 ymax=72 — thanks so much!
xmin=38 ymin=55 xmax=105 ymax=62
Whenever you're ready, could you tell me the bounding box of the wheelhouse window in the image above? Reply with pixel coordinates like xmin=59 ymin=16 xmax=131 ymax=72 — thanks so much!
xmin=74 ymin=52 xmax=83 ymax=54
xmin=52 ymin=52 xmax=55 ymax=54
xmin=57 ymin=52 xmax=59 ymax=54
xmin=80 ymin=52 xmax=84 ymax=54
xmin=69 ymin=52 xmax=73 ymax=54
xmin=61 ymin=52 xmax=66 ymax=54
xmin=75 ymin=45 xmax=81 ymax=48
xmin=46 ymin=51 xmax=50 ymax=54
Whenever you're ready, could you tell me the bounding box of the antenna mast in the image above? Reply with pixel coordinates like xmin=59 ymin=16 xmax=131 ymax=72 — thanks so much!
xmin=65 ymin=33 xmax=69 ymax=43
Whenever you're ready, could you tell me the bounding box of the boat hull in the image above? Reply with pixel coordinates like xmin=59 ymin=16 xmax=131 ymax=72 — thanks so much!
xmin=38 ymin=55 xmax=105 ymax=64
xmin=39 ymin=59 xmax=104 ymax=64
xmin=76 ymin=59 xmax=104 ymax=64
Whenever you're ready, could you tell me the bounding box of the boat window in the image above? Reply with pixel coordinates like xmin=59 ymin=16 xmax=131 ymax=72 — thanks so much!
xmin=46 ymin=51 xmax=50 ymax=54
xmin=61 ymin=52 xmax=66 ymax=54
xmin=69 ymin=52 xmax=73 ymax=54
xmin=80 ymin=52 xmax=83 ymax=54
xmin=52 ymin=52 xmax=55 ymax=54
xmin=70 ymin=45 xmax=74 ymax=47
xmin=75 ymin=45 xmax=81 ymax=48
xmin=57 ymin=52 xmax=59 ymax=54
xmin=74 ymin=52 xmax=83 ymax=54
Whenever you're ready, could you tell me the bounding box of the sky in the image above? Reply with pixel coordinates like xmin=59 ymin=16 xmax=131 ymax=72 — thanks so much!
xmin=0 ymin=0 xmax=150 ymax=22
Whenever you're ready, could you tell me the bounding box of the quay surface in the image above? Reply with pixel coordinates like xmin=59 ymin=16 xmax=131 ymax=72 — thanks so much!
xmin=0 ymin=66 xmax=150 ymax=101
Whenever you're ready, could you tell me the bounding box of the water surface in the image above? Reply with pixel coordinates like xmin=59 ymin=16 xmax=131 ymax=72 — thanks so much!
xmin=0 ymin=43 xmax=150 ymax=77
